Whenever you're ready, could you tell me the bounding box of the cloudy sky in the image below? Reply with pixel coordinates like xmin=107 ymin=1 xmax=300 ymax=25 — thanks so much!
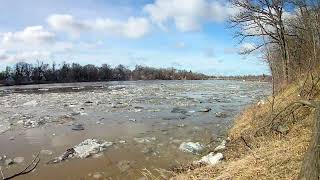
xmin=0 ymin=0 xmax=269 ymax=75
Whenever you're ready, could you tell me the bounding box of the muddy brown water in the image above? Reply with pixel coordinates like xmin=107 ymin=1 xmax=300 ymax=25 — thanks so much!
xmin=0 ymin=80 xmax=271 ymax=179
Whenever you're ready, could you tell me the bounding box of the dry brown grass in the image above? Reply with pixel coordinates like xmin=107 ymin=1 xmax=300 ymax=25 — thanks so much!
xmin=173 ymin=74 xmax=320 ymax=180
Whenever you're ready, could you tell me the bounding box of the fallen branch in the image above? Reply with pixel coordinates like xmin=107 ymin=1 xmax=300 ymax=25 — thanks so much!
xmin=260 ymin=98 xmax=319 ymax=179
xmin=306 ymin=76 xmax=320 ymax=99
xmin=240 ymin=136 xmax=252 ymax=150
xmin=271 ymin=100 xmax=314 ymax=122
xmin=256 ymin=100 xmax=316 ymax=135
xmin=3 ymin=152 xmax=40 ymax=180
xmin=240 ymin=136 xmax=258 ymax=160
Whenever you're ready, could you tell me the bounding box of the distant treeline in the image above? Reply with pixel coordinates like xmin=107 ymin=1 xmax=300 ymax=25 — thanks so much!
xmin=0 ymin=61 xmax=208 ymax=86
xmin=209 ymin=75 xmax=271 ymax=82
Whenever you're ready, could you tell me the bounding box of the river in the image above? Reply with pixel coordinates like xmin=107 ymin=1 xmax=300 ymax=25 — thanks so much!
xmin=0 ymin=80 xmax=271 ymax=179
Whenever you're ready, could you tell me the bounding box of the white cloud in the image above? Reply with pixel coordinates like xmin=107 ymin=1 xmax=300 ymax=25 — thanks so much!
xmin=122 ymin=17 xmax=150 ymax=38
xmin=203 ymin=47 xmax=215 ymax=57
xmin=0 ymin=26 xmax=74 ymax=64
xmin=241 ymin=9 xmax=296 ymax=37
xmin=223 ymin=43 xmax=258 ymax=54
xmin=52 ymin=41 xmax=74 ymax=52
xmin=0 ymin=50 xmax=51 ymax=63
xmin=224 ymin=47 xmax=237 ymax=54
xmin=176 ymin=41 xmax=186 ymax=49
xmin=47 ymin=14 xmax=89 ymax=37
xmin=0 ymin=49 xmax=5 ymax=55
xmin=0 ymin=26 xmax=73 ymax=53
xmin=2 ymin=26 xmax=55 ymax=48
xmin=78 ymin=41 xmax=103 ymax=49
xmin=209 ymin=1 xmax=239 ymax=22
xmin=48 ymin=14 xmax=150 ymax=39
xmin=239 ymin=42 xmax=256 ymax=53
xmin=144 ymin=0 xmax=238 ymax=32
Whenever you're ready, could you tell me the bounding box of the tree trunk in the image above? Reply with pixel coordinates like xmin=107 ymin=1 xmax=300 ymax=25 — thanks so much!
xmin=281 ymin=46 xmax=289 ymax=83
xmin=299 ymin=103 xmax=320 ymax=180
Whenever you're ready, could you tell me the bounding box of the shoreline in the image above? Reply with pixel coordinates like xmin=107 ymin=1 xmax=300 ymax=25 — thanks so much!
xmin=173 ymin=80 xmax=315 ymax=179
xmin=0 ymin=78 xmax=271 ymax=88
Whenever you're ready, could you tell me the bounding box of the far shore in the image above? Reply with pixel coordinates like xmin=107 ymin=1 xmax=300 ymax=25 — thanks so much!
xmin=0 ymin=77 xmax=271 ymax=87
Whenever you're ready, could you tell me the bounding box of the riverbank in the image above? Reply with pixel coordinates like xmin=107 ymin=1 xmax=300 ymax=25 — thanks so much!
xmin=0 ymin=75 xmax=271 ymax=87
xmin=173 ymin=75 xmax=318 ymax=179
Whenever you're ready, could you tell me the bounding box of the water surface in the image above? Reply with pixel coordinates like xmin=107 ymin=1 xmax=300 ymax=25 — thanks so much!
xmin=0 ymin=80 xmax=271 ymax=179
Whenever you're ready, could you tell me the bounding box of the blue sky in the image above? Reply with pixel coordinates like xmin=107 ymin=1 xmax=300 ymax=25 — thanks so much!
xmin=0 ymin=0 xmax=269 ymax=75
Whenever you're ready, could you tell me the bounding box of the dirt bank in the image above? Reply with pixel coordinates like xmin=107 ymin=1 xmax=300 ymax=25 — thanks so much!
xmin=173 ymin=76 xmax=319 ymax=179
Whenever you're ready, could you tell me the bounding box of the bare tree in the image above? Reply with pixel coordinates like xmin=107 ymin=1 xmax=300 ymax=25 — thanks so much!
xmin=230 ymin=0 xmax=293 ymax=82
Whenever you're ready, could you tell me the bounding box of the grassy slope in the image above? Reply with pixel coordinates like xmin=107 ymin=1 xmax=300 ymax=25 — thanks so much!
xmin=173 ymin=76 xmax=319 ymax=179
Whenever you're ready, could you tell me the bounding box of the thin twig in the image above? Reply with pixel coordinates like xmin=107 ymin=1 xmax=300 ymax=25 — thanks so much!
xmin=299 ymin=71 xmax=311 ymax=97
xmin=307 ymin=76 xmax=320 ymax=99
xmin=257 ymin=100 xmax=316 ymax=134
xmin=3 ymin=152 xmax=40 ymax=180
xmin=240 ymin=136 xmax=258 ymax=160
xmin=241 ymin=136 xmax=252 ymax=150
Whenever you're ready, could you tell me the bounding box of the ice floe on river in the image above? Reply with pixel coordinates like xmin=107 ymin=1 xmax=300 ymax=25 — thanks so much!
xmin=48 ymin=139 xmax=113 ymax=163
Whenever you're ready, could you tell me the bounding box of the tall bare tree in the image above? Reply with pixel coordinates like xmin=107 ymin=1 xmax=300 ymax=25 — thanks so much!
xmin=230 ymin=0 xmax=293 ymax=82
